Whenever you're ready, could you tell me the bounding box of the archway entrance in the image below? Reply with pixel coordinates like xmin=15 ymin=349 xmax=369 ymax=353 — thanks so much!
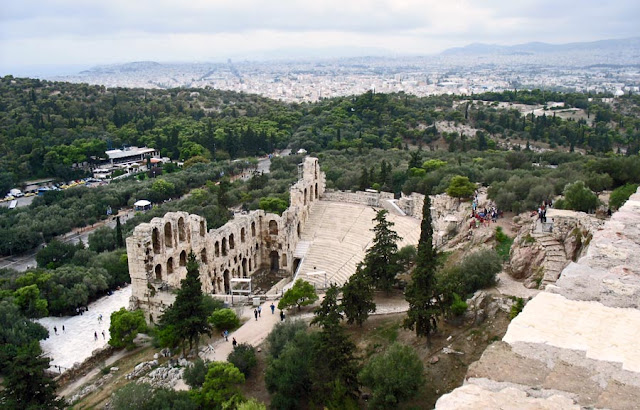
xmin=242 ymin=258 xmax=248 ymax=277
xmin=223 ymin=269 xmax=230 ymax=294
xmin=270 ymin=251 xmax=279 ymax=271
xmin=293 ymin=258 xmax=301 ymax=274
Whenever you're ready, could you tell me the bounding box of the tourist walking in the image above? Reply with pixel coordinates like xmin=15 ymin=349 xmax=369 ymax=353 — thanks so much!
xmin=224 ymin=330 xmax=229 ymax=341
xmin=54 ymin=326 xmax=58 ymax=335
xmin=258 ymin=305 xmax=262 ymax=317
xmin=254 ymin=309 xmax=258 ymax=321
xmin=62 ymin=325 xmax=65 ymax=333
xmin=280 ymin=310 xmax=285 ymax=322
xmin=232 ymin=338 xmax=237 ymax=347
xmin=102 ymin=330 xmax=105 ymax=340
xmin=270 ymin=303 xmax=275 ymax=314
xmin=94 ymin=331 xmax=98 ymax=341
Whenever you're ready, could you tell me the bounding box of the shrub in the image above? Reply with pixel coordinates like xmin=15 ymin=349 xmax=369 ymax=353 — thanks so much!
xmin=209 ymin=308 xmax=240 ymax=330
xmin=563 ymin=180 xmax=599 ymax=212
xmin=359 ymin=343 xmax=425 ymax=409
xmin=510 ymin=297 xmax=525 ymax=319
xmin=450 ymin=293 xmax=468 ymax=316
xmin=228 ymin=343 xmax=258 ymax=377
xmin=183 ymin=358 xmax=208 ymax=388
xmin=609 ymin=183 xmax=638 ymax=210
xmin=494 ymin=227 xmax=514 ymax=262
xmin=266 ymin=320 xmax=308 ymax=359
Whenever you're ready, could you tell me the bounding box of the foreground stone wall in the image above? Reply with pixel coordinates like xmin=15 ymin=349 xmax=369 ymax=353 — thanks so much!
xmin=126 ymin=157 xmax=325 ymax=322
xmin=436 ymin=188 xmax=640 ymax=409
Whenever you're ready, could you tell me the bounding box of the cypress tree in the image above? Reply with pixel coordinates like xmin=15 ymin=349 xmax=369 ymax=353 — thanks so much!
xmin=115 ymin=216 xmax=124 ymax=248
xmin=361 ymin=210 xmax=400 ymax=292
xmin=159 ymin=252 xmax=211 ymax=355
xmin=404 ymin=195 xmax=441 ymax=344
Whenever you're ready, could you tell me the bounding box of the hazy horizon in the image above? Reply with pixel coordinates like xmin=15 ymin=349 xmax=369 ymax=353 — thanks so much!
xmin=1 ymin=0 xmax=639 ymax=76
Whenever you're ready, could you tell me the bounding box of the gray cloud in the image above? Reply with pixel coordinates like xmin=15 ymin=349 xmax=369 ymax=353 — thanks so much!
xmin=0 ymin=0 xmax=638 ymax=69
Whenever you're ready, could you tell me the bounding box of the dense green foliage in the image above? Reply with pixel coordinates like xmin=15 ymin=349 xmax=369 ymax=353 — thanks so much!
xmin=404 ymin=195 xmax=441 ymax=342
xmin=359 ymin=342 xmax=425 ymax=409
xmin=192 ymin=361 xmax=246 ymax=409
xmin=111 ymin=382 xmax=196 ymax=410
xmin=277 ymin=279 xmax=318 ymax=311
xmin=208 ymin=308 xmax=240 ymax=331
xmin=157 ymin=253 xmax=211 ymax=354
xmin=438 ymin=249 xmax=503 ymax=314
xmin=360 ymin=210 xmax=401 ymax=292
xmin=609 ymin=183 xmax=639 ymax=209
xmin=108 ymin=308 xmax=147 ymax=349
xmin=341 ymin=267 xmax=376 ymax=326
xmin=183 ymin=358 xmax=208 ymax=389
xmin=227 ymin=343 xmax=258 ymax=377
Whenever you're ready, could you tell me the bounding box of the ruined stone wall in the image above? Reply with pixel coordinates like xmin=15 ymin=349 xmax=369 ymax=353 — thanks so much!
xmin=322 ymin=189 xmax=393 ymax=207
xmin=398 ymin=192 xmax=470 ymax=245
xmin=126 ymin=157 xmax=325 ymax=322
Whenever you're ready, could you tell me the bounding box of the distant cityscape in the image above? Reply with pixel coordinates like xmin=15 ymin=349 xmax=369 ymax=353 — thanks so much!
xmin=50 ymin=38 xmax=640 ymax=102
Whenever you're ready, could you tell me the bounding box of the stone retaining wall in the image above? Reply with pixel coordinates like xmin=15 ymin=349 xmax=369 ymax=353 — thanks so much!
xmin=322 ymin=189 xmax=393 ymax=207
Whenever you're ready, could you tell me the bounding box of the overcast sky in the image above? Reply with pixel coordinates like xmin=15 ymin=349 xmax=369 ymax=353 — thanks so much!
xmin=1 ymin=0 xmax=638 ymax=74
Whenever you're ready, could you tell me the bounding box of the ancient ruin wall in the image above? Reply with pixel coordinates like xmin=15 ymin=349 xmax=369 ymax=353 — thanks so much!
xmin=126 ymin=157 xmax=325 ymax=322
xmin=322 ymin=189 xmax=393 ymax=207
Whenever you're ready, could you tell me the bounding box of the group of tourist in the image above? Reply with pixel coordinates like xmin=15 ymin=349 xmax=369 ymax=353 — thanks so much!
xmin=537 ymin=199 xmax=553 ymax=223
xmin=470 ymin=194 xmax=502 ymax=228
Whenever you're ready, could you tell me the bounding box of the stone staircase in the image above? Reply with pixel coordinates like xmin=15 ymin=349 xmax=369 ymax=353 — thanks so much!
xmin=381 ymin=198 xmax=406 ymax=216
xmin=293 ymin=241 xmax=312 ymax=259
xmin=531 ymin=231 xmax=569 ymax=288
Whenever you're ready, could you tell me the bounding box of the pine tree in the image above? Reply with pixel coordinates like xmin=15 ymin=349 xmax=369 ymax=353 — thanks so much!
xmin=361 ymin=210 xmax=400 ymax=292
xmin=2 ymin=341 xmax=66 ymax=409
xmin=115 ymin=216 xmax=124 ymax=248
xmin=158 ymin=252 xmax=211 ymax=355
xmin=404 ymin=195 xmax=441 ymax=344
xmin=341 ymin=265 xmax=376 ymax=326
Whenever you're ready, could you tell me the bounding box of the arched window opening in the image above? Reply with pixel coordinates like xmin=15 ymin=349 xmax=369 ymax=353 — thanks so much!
xmin=222 ymin=238 xmax=228 ymax=256
xmin=251 ymin=222 xmax=256 ymax=237
xmin=241 ymin=228 xmax=246 ymax=243
xmin=178 ymin=217 xmax=186 ymax=242
xmin=269 ymin=220 xmax=278 ymax=235
xmin=315 ymin=183 xmax=319 ymax=199
xmin=304 ymin=188 xmax=308 ymax=205
xmin=281 ymin=253 xmax=287 ymax=267
xmin=200 ymin=220 xmax=206 ymax=237
xmin=297 ymin=222 xmax=301 ymax=238
xmin=167 ymin=258 xmax=174 ymax=274
xmin=242 ymin=258 xmax=247 ymax=277
xmin=152 ymin=228 xmax=161 ymax=254
xmin=229 ymin=234 xmax=235 ymax=250
xmin=179 ymin=250 xmax=187 ymax=266
xmin=155 ymin=264 xmax=162 ymax=280
xmin=164 ymin=222 xmax=173 ymax=248
xmin=310 ymin=186 xmax=314 ymax=202
xmin=201 ymin=249 xmax=208 ymax=264
xmin=215 ymin=242 xmax=220 ymax=257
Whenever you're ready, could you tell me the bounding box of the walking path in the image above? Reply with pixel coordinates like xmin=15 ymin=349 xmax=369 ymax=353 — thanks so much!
xmin=37 ymin=286 xmax=132 ymax=373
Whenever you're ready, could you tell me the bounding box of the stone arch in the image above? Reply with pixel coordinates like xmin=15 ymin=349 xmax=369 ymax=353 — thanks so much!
xmin=315 ymin=182 xmax=318 ymax=199
xmin=270 ymin=251 xmax=279 ymax=271
xmin=251 ymin=222 xmax=256 ymax=237
xmin=179 ymin=250 xmax=187 ymax=266
xmin=215 ymin=241 xmax=220 ymax=257
xmin=200 ymin=220 xmax=206 ymax=237
xmin=281 ymin=253 xmax=287 ymax=267
xmin=229 ymin=234 xmax=235 ymax=250
xmin=164 ymin=222 xmax=173 ymax=248
xmin=248 ymin=258 xmax=252 ymax=271
xmin=297 ymin=222 xmax=301 ymax=238
xmin=304 ymin=188 xmax=308 ymax=205
xmin=201 ymin=248 xmax=208 ymax=264
xmin=152 ymin=228 xmax=161 ymax=254
xmin=241 ymin=227 xmax=246 ymax=243
xmin=167 ymin=257 xmax=174 ymax=275
xmin=155 ymin=264 xmax=162 ymax=280
xmin=222 ymin=238 xmax=228 ymax=256
xmin=315 ymin=161 xmax=318 ymax=179
xmin=223 ymin=269 xmax=230 ymax=294
xmin=269 ymin=220 xmax=278 ymax=235
xmin=309 ymin=185 xmax=314 ymax=202
xmin=178 ymin=217 xmax=186 ymax=242
xmin=242 ymin=258 xmax=247 ymax=277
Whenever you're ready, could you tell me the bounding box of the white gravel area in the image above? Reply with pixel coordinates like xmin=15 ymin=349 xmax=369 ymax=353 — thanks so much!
xmin=37 ymin=285 xmax=132 ymax=373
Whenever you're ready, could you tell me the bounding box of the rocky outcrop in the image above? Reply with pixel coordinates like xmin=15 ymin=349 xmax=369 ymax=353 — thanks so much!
xmin=436 ymin=188 xmax=640 ymax=410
